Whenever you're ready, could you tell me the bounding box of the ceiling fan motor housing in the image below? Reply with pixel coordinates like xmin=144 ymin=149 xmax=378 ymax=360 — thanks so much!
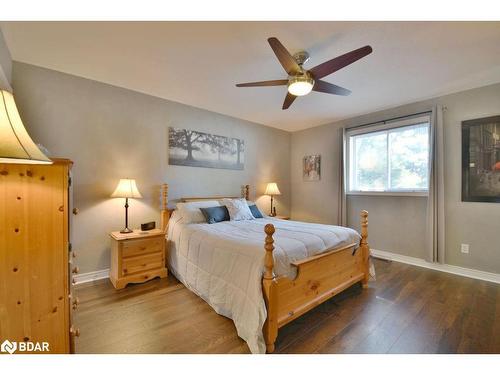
xmin=293 ymin=51 xmax=310 ymax=66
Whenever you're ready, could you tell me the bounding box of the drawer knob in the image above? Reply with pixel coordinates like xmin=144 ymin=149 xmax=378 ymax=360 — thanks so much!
xmin=72 ymin=208 xmax=79 ymax=215
xmin=72 ymin=266 xmax=80 ymax=274
xmin=70 ymin=326 xmax=80 ymax=337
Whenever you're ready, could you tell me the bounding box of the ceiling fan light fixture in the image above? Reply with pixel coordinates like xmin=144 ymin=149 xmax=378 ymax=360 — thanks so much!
xmin=287 ymin=75 xmax=314 ymax=96
xmin=235 ymin=37 xmax=373 ymax=109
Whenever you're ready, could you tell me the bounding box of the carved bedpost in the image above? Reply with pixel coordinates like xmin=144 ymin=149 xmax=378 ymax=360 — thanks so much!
xmin=360 ymin=210 xmax=369 ymax=288
xmin=262 ymin=224 xmax=278 ymax=353
xmin=160 ymin=183 xmax=169 ymax=232
xmin=264 ymin=224 xmax=275 ymax=280
xmin=244 ymin=184 xmax=250 ymax=201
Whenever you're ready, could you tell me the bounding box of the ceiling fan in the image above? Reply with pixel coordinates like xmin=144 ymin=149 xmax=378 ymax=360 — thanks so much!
xmin=236 ymin=37 xmax=373 ymax=110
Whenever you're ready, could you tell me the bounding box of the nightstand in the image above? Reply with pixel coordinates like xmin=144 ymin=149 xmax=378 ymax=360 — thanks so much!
xmin=109 ymin=229 xmax=167 ymax=289
xmin=274 ymin=215 xmax=290 ymax=220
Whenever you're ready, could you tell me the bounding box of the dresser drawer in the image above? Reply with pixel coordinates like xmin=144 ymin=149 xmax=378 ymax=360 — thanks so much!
xmin=122 ymin=252 xmax=164 ymax=276
xmin=121 ymin=237 xmax=164 ymax=258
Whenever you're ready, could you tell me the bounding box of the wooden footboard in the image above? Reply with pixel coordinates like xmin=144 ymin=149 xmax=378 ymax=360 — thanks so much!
xmin=263 ymin=211 xmax=370 ymax=353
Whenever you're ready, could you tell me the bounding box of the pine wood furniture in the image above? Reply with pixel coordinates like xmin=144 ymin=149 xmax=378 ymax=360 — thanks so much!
xmin=109 ymin=228 xmax=167 ymax=289
xmin=159 ymin=183 xmax=369 ymax=353
xmin=0 ymin=159 xmax=79 ymax=354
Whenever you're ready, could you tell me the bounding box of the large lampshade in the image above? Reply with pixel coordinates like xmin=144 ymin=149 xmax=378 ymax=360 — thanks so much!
xmin=265 ymin=182 xmax=281 ymax=196
xmin=111 ymin=178 xmax=143 ymax=199
xmin=0 ymin=90 xmax=52 ymax=164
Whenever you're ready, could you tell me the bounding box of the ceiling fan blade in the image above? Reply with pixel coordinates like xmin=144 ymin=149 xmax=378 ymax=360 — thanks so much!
xmin=282 ymin=92 xmax=297 ymax=110
xmin=309 ymin=45 xmax=373 ymax=79
xmin=268 ymin=37 xmax=301 ymax=75
xmin=313 ymin=80 xmax=351 ymax=96
xmin=236 ymin=79 xmax=288 ymax=87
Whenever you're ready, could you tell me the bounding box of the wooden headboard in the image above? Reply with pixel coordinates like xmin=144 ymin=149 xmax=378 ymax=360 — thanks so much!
xmin=160 ymin=184 xmax=250 ymax=232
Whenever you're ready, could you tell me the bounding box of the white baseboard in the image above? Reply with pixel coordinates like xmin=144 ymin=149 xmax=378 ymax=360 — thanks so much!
xmin=74 ymin=268 xmax=110 ymax=285
xmin=371 ymin=249 xmax=500 ymax=285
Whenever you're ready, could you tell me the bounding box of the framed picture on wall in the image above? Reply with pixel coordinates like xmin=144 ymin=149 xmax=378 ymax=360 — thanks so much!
xmin=462 ymin=115 xmax=500 ymax=203
xmin=168 ymin=127 xmax=244 ymax=170
xmin=303 ymin=155 xmax=321 ymax=181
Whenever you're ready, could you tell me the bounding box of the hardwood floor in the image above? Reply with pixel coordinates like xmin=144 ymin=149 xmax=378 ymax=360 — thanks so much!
xmin=74 ymin=259 xmax=500 ymax=354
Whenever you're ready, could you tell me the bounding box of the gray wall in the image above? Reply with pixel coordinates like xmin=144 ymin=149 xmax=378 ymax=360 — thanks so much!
xmin=0 ymin=28 xmax=12 ymax=90
xmin=13 ymin=62 xmax=291 ymax=274
xmin=291 ymin=83 xmax=500 ymax=274
xmin=10 ymin=60 xmax=500 ymax=275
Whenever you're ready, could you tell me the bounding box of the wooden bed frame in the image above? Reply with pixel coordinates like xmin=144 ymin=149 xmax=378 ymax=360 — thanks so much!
xmin=159 ymin=183 xmax=369 ymax=353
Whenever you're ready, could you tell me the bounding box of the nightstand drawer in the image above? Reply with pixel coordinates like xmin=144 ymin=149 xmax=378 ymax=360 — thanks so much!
xmin=122 ymin=237 xmax=164 ymax=258
xmin=122 ymin=252 xmax=164 ymax=276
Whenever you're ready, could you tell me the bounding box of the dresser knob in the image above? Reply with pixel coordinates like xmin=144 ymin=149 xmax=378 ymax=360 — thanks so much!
xmin=70 ymin=326 xmax=80 ymax=337
xmin=72 ymin=266 xmax=80 ymax=274
xmin=72 ymin=208 xmax=79 ymax=215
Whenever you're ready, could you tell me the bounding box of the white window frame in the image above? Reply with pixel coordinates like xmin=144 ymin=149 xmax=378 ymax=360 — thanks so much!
xmin=346 ymin=115 xmax=431 ymax=197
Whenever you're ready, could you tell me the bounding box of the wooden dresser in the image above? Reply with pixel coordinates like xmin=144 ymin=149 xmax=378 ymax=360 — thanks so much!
xmin=0 ymin=159 xmax=79 ymax=354
xmin=109 ymin=229 xmax=167 ymax=289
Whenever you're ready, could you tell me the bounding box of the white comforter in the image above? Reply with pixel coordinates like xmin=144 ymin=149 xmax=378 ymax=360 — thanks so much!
xmin=167 ymin=212 xmax=361 ymax=354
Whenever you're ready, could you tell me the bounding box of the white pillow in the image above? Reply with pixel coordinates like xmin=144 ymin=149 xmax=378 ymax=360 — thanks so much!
xmin=176 ymin=200 xmax=220 ymax=224
xmin=222 ymin=198 xmax=254 ymax=221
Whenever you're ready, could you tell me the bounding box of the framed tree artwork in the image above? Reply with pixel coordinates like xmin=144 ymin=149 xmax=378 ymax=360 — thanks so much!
xmin=168 ymin=127 xmax=244 ymax=170
xmin=303 ymin=155 xmax=321 ymax=181
xmin=462 ymin=115 xmax=500 ymax=203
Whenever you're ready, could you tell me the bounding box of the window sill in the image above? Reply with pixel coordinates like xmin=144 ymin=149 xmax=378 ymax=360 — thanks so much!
xmin=346 ymin=191 xmax=428 ymax=197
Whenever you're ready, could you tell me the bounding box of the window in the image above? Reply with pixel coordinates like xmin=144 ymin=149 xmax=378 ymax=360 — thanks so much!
xmin=347 ymin=116 xmax=430 ymax=194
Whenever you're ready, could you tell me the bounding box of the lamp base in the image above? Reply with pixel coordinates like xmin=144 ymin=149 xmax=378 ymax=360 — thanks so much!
xmin=120 ymin=228 xmax=133 ymax=234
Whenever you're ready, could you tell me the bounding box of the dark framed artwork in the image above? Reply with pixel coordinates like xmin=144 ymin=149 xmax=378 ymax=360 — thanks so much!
xmin=462 ymin=115 xmax=500 ymax=203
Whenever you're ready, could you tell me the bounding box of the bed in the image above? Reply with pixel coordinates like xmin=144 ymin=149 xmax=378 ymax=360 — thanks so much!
xmin=160 ymin=184 xmax=370 ymax=354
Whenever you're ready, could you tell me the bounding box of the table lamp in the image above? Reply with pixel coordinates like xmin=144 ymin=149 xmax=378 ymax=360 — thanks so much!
xmin=0 ymin=90 xmax=52 ymax=164
xmin=264 ymin=182 xmax=281 ymax=217
xmin=111 ymin=178 xmax=142 ymax=233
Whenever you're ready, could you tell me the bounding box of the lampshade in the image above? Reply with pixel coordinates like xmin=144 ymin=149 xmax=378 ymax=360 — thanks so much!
xmin=0 ymin=90 xmax=52 ymax=164
xmin=111 ymin=179 xmax=143 ymax=198
xmin=265 ymin=182 xmax=281 ymax=196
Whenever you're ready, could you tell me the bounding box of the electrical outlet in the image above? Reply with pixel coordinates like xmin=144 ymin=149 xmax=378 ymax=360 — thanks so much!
xmin=461 ymin=244 xmax=470 ymax=254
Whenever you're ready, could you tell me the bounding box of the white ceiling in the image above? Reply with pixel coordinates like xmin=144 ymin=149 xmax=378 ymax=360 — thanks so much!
xmin=2 ymin=21 xmax=500 ymax=132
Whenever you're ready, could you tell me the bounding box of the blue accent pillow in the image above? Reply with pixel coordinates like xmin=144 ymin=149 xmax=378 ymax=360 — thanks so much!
xmin=249 ymin=204 xmax=263 ymax=219
xmin=200 ymin=206 xmax=230 ymax=224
